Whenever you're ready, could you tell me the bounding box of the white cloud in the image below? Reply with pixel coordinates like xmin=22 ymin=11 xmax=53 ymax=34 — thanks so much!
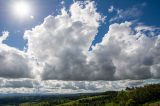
xmin=109 ymin=3 xmax=145 ymax=23
xmin=24 ymin=1 xmax=103 ymax=80
xmin=0 ymin=78 xmax=159 ymax=94
xmin=0 ymin=31 xmax=9 ymax=43
xmin=108 ymin=5 xmax=114 ymax=13
xmin=91 ymin=21 xmax=160 ymax=80
xmin=0 ymin=31 xmax=33 ymax=79
xmin=0 ymin=44 xmax=33 ymax=78
xmin=0 ymin=78 xmax=34 ymax=88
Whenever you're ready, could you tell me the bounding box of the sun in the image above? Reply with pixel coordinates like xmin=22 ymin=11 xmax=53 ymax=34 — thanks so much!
xmin=13 ymin=1 xmax=31 ymax=18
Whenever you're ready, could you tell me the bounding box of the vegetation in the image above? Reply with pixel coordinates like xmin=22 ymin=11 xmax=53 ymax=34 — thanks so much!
xmin=116 ymin=84 xmax=160 ymax=106
xmin=58 ymin=84 xmax=160 ymax=106
xmin=59 ymin=92 xmax=117 ymax=106
xmin=1 ymin=84 xmax=160 ymax=106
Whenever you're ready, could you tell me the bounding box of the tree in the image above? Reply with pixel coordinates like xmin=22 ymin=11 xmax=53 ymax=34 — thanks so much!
xmin=125 ymin=99 xmax=136 ymax=106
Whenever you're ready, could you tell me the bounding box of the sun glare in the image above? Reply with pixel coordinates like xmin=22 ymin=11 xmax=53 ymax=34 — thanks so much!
xmin=13 ymin=1 xmax=31 ymax=18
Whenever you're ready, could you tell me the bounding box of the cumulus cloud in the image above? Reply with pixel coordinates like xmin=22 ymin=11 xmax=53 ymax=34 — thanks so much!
xmin=25 ymin=1 xmax=103 ymax=80
xmin=0 ymin=30 xmax=33 ymax=79
xmin=0 ymin=44 xmax=33 ymax=78
xmin=91 ymin=21 xmax=160 ymax=80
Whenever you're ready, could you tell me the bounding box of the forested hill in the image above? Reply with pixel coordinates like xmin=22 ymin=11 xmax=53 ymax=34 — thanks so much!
xmin=58 ymin=84 xmax=160 ymax=106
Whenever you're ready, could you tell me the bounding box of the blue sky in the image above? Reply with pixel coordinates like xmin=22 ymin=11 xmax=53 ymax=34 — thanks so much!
xmin=1 ymin=0 xmax=160 ymax=50
xmin=0 ymin=0 xmax=160 ymax=93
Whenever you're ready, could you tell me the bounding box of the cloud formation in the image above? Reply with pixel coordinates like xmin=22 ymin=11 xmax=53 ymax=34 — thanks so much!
xmin=109 ymin=3 xmax=146 ymax=23
xmin=91 ymin=22 xmax=160 ymax=80
xmin=0 ymin=79 xmax=34 ymax=88
xmin=24 ymin=1 xmax=160 ymax=81
xmin=25 ymin=1 xmax=103 ymax=80
xmin=0 ymin=31 xmax=9 ymax=43
xmin=0 ymin=78 xmax=159 ymax=94
xmin=0 ymin=31 xmax=33 ymax=79
xmin=0 ymin=44 xmax=33 ymax=78
xmin=0 ymin=1 xmax=160 ymax=93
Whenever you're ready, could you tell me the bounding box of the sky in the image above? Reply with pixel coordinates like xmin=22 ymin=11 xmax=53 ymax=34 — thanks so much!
xmin=0 ymin=0 xmax=160 ymax=94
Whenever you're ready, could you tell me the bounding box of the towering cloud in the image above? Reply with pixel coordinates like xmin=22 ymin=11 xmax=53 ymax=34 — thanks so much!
xmin=25 ymin=1 xmax=103 ymax=80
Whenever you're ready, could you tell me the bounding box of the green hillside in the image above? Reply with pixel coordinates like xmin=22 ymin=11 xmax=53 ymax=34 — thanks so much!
xmin=59 ymin=91 xmax=117 ymax=106
xmin=57 ymin=84 xmax=160 ymax=106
